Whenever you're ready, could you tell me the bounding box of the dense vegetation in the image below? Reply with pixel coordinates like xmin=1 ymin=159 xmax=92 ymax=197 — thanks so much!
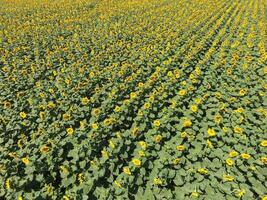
xmin=0 ymin=0 xmax=266 ymax=199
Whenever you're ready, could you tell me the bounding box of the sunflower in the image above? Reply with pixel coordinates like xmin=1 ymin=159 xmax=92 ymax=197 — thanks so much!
xmin=226 ymin=158 xmax=233 ymax=166
xmin=260 ymin=140 xmax=267 ymax=147
xmin=229 ymin=150 xmax=238 ymax=158
xmin=178 ymin=89 xmax=186 ymax=96
xmin=153 ymin=120 xmax=161 ymax=127
xmin=19 ymin=112 xmax=27 ymax=119
xmin=214 ymin=114 xmax=222 ymax=124
xmin=130 ymin=92 xmax=137 ymax=99
xmin=241 ymin=153 xmax=251 ymax=160
xmin=234 ymin=126 xmax=243 ymax=134
xmin=114 ymin=106 xmax=121 ymax=112
xmin=239 ymin=88 xmax=247 ymax=96
xmin=172 ymin=158 xmax=180 ymax=165
xmin=176 ymin=145 xmax=185 ymax=151
xmin=197 ymin=168 xmax=208 ymax=175
xmin=123 ymin=167 xmax=131 ymax=175
xmin=21 ymin=157 xmax=30 ymax=165
xmin=39 ymin=111 xmax=45 ymax=120
xmin=222 ymin=174 xmax=234 ymax=182
xmin=132 ymin=158 xmax=141 ymax=166
xmin=63 ymin=113 xmax=71 ymax=121
xmin=91 ymin=123 xmax=98 ymax=130
xmin=81 ymin=97 xmax=90 ymax=105
xmin=66 ymin=127 xmax=74 ymax=135
xmin=40 ymin=145 xmax=50 ymax=153
xmin=103 ymin=118 xmax=112 ymax=126
xmin=153 ymin=177 xmax=163 ymax=185
xmin=92 ymin=108 xmax=100 ymax=116
xmin=138 ymin=141 xmax=147 ymax=150
xmin=190 ymin=105 xmax=198 ymax=112
xmin=183 ymin=119 xmax=192 ymax=128
xmin=143 ymin=102 xmax=151 ymax=109
xmin=207 ymin=128 xmax=216 ymax=137
xmin=154 ymin=135 xmax=162 ymax=143
xmin=47 ymin=101 xmax=56 ymax=109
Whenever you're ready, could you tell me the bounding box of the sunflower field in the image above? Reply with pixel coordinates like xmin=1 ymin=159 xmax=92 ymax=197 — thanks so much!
xmin=0 ymin=0 xmax=267 ymax=199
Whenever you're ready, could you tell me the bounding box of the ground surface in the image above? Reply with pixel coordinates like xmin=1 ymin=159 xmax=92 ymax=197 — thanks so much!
xmin=0 ymin=0 xmax=267 ymax=199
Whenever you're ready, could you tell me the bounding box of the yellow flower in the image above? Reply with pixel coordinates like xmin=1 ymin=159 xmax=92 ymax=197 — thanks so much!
xmin=191 ymin=191 xmax=199 ymax=198
xmin=5 ymin=178 xmax=11 ymax=189
xmin=138 ymin=82 xmax=144 ymax=87
xmin=154 ymin=135 xmax=162 ymax=143
xmin=183 ymin=119 xmax=192 ymax=128
xmin=123 ymin=167 xmax=131 ymax=175
xmin=101 ymin=150 xmax=109 ymax=158
xmin=262 ymin=196 xmax=267 ymax=200
xmin=197 ymin=168 xmax=208 ymax=175
xmin=178 ymin=89 xmax=186 ymax=96
xmin=181 ymin=81 xmax=187 ymax=86
xmin=229 ymin=150 xmax=239 ymax=158
xmin=63 ymin=195 xmax=70 ymax=200
xmin=149 ymin=95 xmax=154 ymax=102
xmin=19 ymin=112 xmax=27 ymax=119
xmin=190 ymin=105 xmax=198 ymax=112
xmin=39 ymin=111 xmax=45 ymax=120
xmin=60 ymin=166 xmax=69 ymax=173
xmin=4 ymin=101 xmax=11 ymax=109
xmin=153 ymin=120 xmax=161 ymax=127
xmin=79 ymin=121 xmax=85 ymax=129
xmin=21 ymin=157 xmax=30 ymax=165
xmin=226 ymin=158 xmax=234 ymax=166
xmin=138 ymin=141 xmax=147 ymax=150
xmin=132 ymin=127 xmax=139 ymax=136
xmin=176 ymin=145 xmax=185 ymax=151
xmin=66 ymin=127 xmax=74 ymax=135
xmin=214 ymin=114 xmax=222 ymax=124
xmin=241 ymin=153 xmax=251 ymax=160
xmin=260 ymin=157 xmax=267 ymax=164
xmin=195 ymin=98 xmax=202 ymax=104
xmin=172 ymin=158 xmax=180 ymax=165
xmin=18 ymin=197 xmax=23 ymax=200
xmin=222 ymin=127 xmax=228 ymax=133
xmin=109 ymin=140 xmax=115 ymax=149
xmin=235 ymin=189 xmax=246 ymax=198
xmin=138 ymin=151 xmax=145 ymax=157
xmin=92 ymin=108 xmax=100 ymax=116
xmin=114 ymin=180 xmax=122 ymax=188
xmin=143 ymin=102 xmax=150 ymax=109
xmin=206 ymin=140 xmax=213 ymax=148
xmin=40 ymin=145 xmax=50 ymax=153
xmin=222 ymin=174 xmax=234 ymax=182
xmin=207 ymin=128 xmax=216 ymax=137
xmin=91 ymin=123 xmax=98 ymax=130
xmin=132 ymin=158 xmax=141 ymax=166
xmin=234 ymin=126 xmax=243 ymax=134
xmin=81 ymin=97 xmax=90 ymax=105
xmin=114 ymin=106 xmax=121 ymax=112
xmin=239 ymin=89 xmax=247 ymax=96
xmin=181 ymin=132 xmax=187 ymax=138
xmin=103 ymin=118 xmax=112 ymax=126
xmin=47 ymin=101 xmax=56 ymax=109
xmin=236 ymin=107 xmax=244 ymax=113
xmin=89 ymin=72 xmax=95 ymax=78
xmin=63 ymin=113 xmax=71 ymax=121
xmin=260 ymin=140 xmax=267 ymax=147
xmin=17 ymin=139 xmax=23 ymax=149
xmin=153 ymin=177 xmax=163 ymax=185
xmin=78 ymin=173 xmax=84 ymax=184
xmin=130 ymin=92 xmax=137 ymax=99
